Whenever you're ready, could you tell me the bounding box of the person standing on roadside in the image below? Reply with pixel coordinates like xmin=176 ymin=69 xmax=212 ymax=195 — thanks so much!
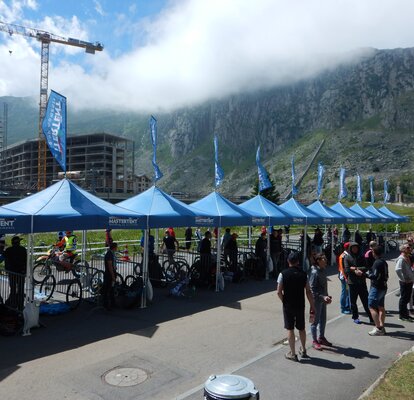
xmin=309 ymin=254 xmax=333 ymax=350
xmin=185 ymin=227 xmax=193 ymax=251
xmin=366 ymin=246 xmax=389 ymax=335
xmin=395 ymin=244 xmax=414 ymax=322
xmin=103 ymin=242 xmax=118 ymax=310
xmin=277 ymin=252 xmax=315 ymax=361
xmin=338 ymin=242 xmax=351 ymax=314
xmin=344 ymin=242 xmax=373 ymax=325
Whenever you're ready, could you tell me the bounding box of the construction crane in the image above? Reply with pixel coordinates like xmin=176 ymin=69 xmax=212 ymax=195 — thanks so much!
xmin=0 ymin=21 xmax=103 ymax=190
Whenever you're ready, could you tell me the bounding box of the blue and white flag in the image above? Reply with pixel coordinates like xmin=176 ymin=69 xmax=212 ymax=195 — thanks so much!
xmin=291 ymin=156 xmax=298 ymax=197
xmin=256 ymin=146 xmax=272 ymax=192
xmin=384 ymin=179 xmax=391 ymax=204
xmin=339 ymin=168 xmax=347 ymax=200
xmin=42 ymin=90 xmax=66 ymax=172
xmin=214 ymin=135 xmax=224 ymax=188
xmin=369 ymin=176 xmax=375 ymax=204
xmin=149 ymin=116 xmax=163 ymax=182
xmin=356 ymin=174 xmax=362 ymax=203
xmin=317 ymin=162 xmax=325 ymax=199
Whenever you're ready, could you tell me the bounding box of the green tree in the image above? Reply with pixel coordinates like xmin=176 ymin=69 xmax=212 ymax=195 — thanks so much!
xmin=250 ymin=177 xmax=280 ymax=204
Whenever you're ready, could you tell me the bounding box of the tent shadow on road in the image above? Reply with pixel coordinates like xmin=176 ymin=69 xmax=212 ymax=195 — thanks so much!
xmin=0 ymin=279 xmax=276 ymax=381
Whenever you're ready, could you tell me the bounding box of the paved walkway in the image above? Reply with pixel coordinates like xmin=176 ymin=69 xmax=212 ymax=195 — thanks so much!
xmin=0 ymin=254 xmax=413 ymax=400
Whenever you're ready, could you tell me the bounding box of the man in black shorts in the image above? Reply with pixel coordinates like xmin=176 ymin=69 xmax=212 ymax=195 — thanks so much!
xmin=277 ymin=252 xmax=315 ymax=361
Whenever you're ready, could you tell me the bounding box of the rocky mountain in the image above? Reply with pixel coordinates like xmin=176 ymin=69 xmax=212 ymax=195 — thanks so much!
xmin=2 ymin=47 xmax=414 ymax=201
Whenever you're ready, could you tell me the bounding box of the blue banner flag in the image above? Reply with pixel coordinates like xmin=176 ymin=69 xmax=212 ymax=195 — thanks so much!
xmin=214 ymin=135 xmax=224 ymax=188
xmin=339 ymin=168 xmax=347 ymax=200
xmin=384 ymin=179 xmax=390 ymax=204
xmin=317 ymin=162 xmax=324 ymax=199
xmin=149 ymin=116 xmax=163 ymax=182
xmin=369 ymin=176 xmax=375 ymax=203
xmin=291 ymin=156 xmax=298 ymax=197
xmin=42 ymin=90 xmax=66 ymax=172
xmin=256 ymin=146 xmax=272 ymax=192
xmin=356 ymin=174 xmax=362 ymax=202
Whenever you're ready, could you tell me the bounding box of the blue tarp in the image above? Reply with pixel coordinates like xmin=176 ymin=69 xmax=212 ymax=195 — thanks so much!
xmin=379 ymin=206 xmax=409 ymax=222
xmin=350 ymin=203 xmax=379 ymax=223
xmin=330 ymin=202 xmax=366 ymax=224
xmin=0 ymin=206 xmax=31 ymax=234
xmin=191 ymin=191 xmax=252 ymax=227
xmin=239 ymin=195 xmax=292 ymax=226
xmin=365 ymin=205 xmax=393 ymax=223
xmin=307 ymin=200 xmax=348 ymax=224
xmin=279 ymin=198 xmax=322 ymax=224
xmin=118 ymin=185 xmax=203 ymax=228
xmin=2 ymin=179 xmax=145 ymax=232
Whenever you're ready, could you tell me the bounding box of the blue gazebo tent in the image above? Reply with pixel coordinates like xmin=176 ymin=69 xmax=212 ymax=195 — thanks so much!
xmin=191 ymin=191 xmax=252 ymax=291
xmin=190 ymin=191 xmax=252 ymax=227
xmin=3 ymin=179 xmax=145 ymax=232
xmin=330 ymin=202 xmax=367 ymax=224
xmin=379 ymin=206 xmax=409 ymax=222
xmin=118 ymin=185 xmax=202 ymax=228
xmin=239 ymin=195 xmax=292 ymax=226
xmin=0 ymin=206 xmax=31 ymax=234
xmin=365 ymin=205 xmax=392 ymax=223
xmin=307 ymin=200 xmax=348 ymax=224
xmin=350 ymin=203 xmax=379 ymax=223
xmin=279 ymin=198 xmax=322 ymax=224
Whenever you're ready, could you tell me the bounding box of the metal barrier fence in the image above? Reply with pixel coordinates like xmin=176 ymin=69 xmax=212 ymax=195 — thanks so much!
xmin=0 ymin=270 xmax=25 ymax=311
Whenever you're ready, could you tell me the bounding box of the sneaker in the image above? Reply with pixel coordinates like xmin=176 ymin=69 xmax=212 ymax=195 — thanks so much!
xmin=399 ymin=316 xmax=412 ymax=322
xmin=312 ymin=340 xmax=322 ymax=350
xmin=285 ymin=351 xmax=299 ymax=361
xmin=380 ymin=327 xmax=387 ymax=335
xmin=353 ymin=319 xmax=362 ymax=325
xmin=342 ymin=310 xmax=351 ymax=314
xmin=318 ymin=337 xmax=332 ymax=346
xmin=368 ymin=327 xmax=385 ymax=336
xmin=299 ymin=347 xmax=309 ymax=357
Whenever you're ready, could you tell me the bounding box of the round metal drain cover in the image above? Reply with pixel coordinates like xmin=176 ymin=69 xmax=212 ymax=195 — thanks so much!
xmin=103 ymin=367 xmax=148 ymax=387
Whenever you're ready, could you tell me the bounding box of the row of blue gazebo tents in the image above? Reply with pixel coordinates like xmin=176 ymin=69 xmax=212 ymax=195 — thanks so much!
xmin=0 ymin=179 xmax=408 ymax=320
xmin=0 ymin=177 xmax=407 ymax=236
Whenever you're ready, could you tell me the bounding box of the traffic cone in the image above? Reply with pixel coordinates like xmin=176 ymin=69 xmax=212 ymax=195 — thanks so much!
xmin=123 ymin=244 xmax=130 ymax=260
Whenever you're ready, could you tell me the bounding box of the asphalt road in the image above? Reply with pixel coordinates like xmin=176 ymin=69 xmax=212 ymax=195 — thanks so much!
xmin=0 ymin=252 xmax=413 ymax=400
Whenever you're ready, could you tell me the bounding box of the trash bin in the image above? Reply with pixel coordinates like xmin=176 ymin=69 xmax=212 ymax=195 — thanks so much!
xmin=204 ymin=374 xmax=259 ymax=399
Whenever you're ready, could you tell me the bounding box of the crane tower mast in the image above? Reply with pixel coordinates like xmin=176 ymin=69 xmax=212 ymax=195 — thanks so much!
xmin=0 ymin=21 xmax=103 ymax=190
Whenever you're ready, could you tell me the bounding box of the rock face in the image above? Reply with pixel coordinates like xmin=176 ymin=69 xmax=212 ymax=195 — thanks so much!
xmin=3 ymin=47 xmax=414 ymax=199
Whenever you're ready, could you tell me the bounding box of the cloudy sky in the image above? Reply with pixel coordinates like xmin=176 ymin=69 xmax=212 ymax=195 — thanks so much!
xmin=0 ymin=0 xmax=413 ymax=112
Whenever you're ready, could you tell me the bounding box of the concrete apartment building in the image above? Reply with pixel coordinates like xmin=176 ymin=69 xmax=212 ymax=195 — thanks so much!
xmin=0 ymin=132 xmax=151 ymax=201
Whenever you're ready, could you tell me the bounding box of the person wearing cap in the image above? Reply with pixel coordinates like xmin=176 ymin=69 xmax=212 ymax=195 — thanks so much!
xmin=277 ymin=251 xmax=315 ymax=361
xmin=395 ymin=243 xmax=414 ymax=322
xmin=344 ymin=242 xmax=373 ymax=325
xmin=338 ymin=242 xmax=351 ymax=314
xmin=4 ymin=236 xmax=27 ymax=310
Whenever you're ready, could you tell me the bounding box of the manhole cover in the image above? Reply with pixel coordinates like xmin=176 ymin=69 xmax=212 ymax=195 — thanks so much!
xmin=103 ymin=367 xmax=149 ymax=387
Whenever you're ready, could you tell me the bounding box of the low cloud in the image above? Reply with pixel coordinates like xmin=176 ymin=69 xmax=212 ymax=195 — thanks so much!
xmin=1 ymin=0 xmax=414 ymax=112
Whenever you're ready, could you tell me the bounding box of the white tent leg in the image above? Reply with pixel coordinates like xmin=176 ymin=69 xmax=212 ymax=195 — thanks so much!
xmin=141 ymin=229 xmax=149 ymax=308
xmin=216 ymin=227 xmax=221 ymax=292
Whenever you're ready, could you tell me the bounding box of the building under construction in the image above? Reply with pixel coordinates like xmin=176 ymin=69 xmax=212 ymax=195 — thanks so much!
xmin=0 ymin=132 xmax=151 ymax=201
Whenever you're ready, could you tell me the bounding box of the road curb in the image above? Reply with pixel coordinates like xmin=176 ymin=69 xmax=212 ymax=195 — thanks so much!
xmin=358 ymin=345 xmax=414 ymax=399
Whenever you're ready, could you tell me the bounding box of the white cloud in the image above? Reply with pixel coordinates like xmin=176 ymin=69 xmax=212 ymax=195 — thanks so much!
xmin=93 ymin=0 xmax=105 ymax=17
xmin=1 ymin=0 xmax=414 ymax=112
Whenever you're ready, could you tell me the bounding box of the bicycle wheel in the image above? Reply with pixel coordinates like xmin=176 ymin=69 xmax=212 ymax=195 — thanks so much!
xmin=66 ymin=279 xmax=82 ymax=310
xmin=387 ymin=240 xmax=398 ymax=251
xmin=72 ymin=260 xmax=90 ymax=278
xmin=33 ymin=262 xmax=52 ymax=284
xmin=39 ymin=274 xmax=56 ymax=301
xmin=115 ymin=272 xmax=124 ymax=286
xmin=124 ymin=274 xmax=136 ymax=286
xmin=89 ymin=270 xmax=104 ymax=295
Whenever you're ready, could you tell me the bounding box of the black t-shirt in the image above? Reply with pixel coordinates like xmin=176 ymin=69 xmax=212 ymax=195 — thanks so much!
xmin=4 ymin=244 xmax=27 ymax=273
xmin=367 ymin=258 xmax=388 ymax=290
xmin=104 ymin=249 xmax=115 ymax=276
xmin=281 ymin=267 xmax=307 ymax=308
xmin=163 ymin=236 xmax=176 ymax=250
xmin=200 ymin=238 xmax=211 ymax=255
